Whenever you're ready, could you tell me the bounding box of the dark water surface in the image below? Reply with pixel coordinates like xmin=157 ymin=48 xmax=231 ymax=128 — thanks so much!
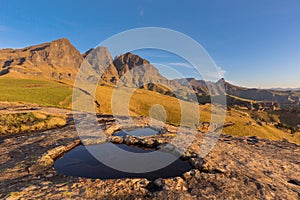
xmin=54 ymin=143 xmax=192 ymax=180
xmin=113 ymin=127 xmax=159 ymax=137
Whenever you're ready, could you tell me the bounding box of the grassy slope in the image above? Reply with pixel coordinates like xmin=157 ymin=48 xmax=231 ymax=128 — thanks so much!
xmin=0 ymin=112 xmax=66 ymax=135
xmin=0 ymin=78 xmax=72 ymax=107
xmin=224 ymin=109 xmax=300 ymax=144
xmin=96 ymin=85 xmax=300 ymax=144
xmin=96 ymin=86 xmax=199 ymax=126
xmin=0 ymin=78 xmax=299 ymax=144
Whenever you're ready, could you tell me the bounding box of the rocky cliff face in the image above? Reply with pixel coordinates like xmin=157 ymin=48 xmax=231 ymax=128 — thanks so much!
xmin=113 ymin=52 xmax=150 ymax=77
xmin=113 ymin=52 xmax=170 ymax=88
xmin=1 ymin=38 xmax=299 ymax=104
xmin=83 ymin=46 xmax=119 ymax=84
xmin=112 ymin=52 xmax=197 ymax=101
xmin=0 ymin=38 xmax=83 ymax=82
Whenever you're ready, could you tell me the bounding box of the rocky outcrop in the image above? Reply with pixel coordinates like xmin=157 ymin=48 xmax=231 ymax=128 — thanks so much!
xmin=113 ymin=52 xmax=150 ymax=77
xmin=113 ymin=52 xmax=170 ymax=88
xmin=84 ymin=46 xmax=119 ymax=84
xmin=0 ymin=114 xmax=299 ymax=199
xmin=28 ymin=140 xmax=81 ymax=174
xmin=0 ymin=38 xmax=83 ymax=82
xmin=1 ymin=38 xmax=300 ymax=104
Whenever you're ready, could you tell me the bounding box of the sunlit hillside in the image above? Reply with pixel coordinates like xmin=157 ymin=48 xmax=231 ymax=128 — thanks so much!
xmin=0 ymin=78 xmax=299 ymax=144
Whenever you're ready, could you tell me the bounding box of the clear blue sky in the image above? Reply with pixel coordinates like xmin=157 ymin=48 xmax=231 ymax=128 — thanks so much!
xmin=0 ymin=0 xmax=300 ymax=88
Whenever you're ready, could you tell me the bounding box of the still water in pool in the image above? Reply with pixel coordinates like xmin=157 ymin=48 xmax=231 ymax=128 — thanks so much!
xmin=113 ymin=127 xmax=159 ymax=137
xmin=54 ymin=143 xmax=192 ymax=180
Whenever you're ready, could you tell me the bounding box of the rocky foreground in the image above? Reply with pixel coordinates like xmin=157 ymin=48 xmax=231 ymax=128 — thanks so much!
xmin=0 ymin=114 xmax=299 ymax=199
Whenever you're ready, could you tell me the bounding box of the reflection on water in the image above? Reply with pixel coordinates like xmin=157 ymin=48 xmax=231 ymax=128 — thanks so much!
xmin=113 ymin=127 xmax=159 ymax=137
xmin=54 ymin=143 xmax=192 ymax=180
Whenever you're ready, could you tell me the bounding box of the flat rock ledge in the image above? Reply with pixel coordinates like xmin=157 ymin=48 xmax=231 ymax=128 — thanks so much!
xmin=28 ymin=140 xmax=81 ymax=174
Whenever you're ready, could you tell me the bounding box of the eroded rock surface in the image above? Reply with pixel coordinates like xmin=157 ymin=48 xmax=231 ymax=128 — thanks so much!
xmin=0 ymin=115 xmax=299 ymax=199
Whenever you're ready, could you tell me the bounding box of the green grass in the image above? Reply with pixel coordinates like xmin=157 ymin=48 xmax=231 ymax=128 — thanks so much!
xmin=224 ymin=109 xmax=300 ymax=144
xmin=95 ymin=86 xmax=300 ymax=144
xmin=0 ymin=78 xmax=72 ymax=107
xmin=246 ymin=109 xmax=300 ymax=130
xmin=0 ymin=112 xmax=66 ymax=135
xmin=274 ymin=111 xmax=300 ymax=128
xmin=1 ymin=78 xmax=299 ymax=144
xmin=248 ymin=110 xmax=280 ymax=123
xmin=95 ymin=85 xmax=202 ymax=127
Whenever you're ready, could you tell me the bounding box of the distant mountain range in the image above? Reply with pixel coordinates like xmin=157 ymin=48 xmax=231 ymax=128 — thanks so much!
xmin=270 ymin=88 xmax=300 ymax=91
xmin=1 ymin=38 xmax=300 ymax=105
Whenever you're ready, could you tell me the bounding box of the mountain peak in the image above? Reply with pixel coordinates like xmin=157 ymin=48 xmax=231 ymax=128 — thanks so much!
xmin=114 ymin=52 xmax=150 ymax=67
xmin=113 ymin=52 xmax=151 ymax=77
xmin=51 ymin=38 xmax=71 ymax=44
xmin=0 ymin=38 xmax=83 ymax=81
xmin=84 ymin=46 xmax=114 ymax=69
xmin=217 ymin=78 xmax=226 ymax=83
